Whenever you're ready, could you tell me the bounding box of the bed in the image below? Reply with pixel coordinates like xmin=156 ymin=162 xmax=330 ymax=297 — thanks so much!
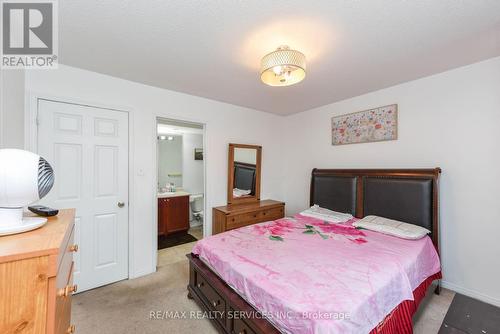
xmin=187 ymin=168 xmax=442 ymax=334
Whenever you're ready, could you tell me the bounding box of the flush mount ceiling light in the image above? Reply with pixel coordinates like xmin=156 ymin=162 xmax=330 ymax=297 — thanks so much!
xmin=260 ymin=46 xmax=306 ymax=87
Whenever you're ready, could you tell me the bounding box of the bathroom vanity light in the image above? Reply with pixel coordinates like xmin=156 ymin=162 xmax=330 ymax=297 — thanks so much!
xmin=260 ymin=45 xmax=306 ymax=87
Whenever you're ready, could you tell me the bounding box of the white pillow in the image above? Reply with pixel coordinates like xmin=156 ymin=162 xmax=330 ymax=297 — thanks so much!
xmin=233 ymin=188 xmax=251 ymax=198
xmin=353 ymin=215 xmax=430 ymax=240
xmin=300 ymin=205 xmax=353 ymax=223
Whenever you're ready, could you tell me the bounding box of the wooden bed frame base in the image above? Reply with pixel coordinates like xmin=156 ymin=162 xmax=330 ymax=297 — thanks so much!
xmin=187 ymin=253 xmax=280 ymax=334
xmin=187 ymin=254 xmax=440 ymax=334
xmin=187 ymin=168 xmax=442 ymax=333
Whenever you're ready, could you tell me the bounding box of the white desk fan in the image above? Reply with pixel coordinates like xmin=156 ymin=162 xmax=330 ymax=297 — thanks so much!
xmin=0 ymin=149 xmax=55 ymax=236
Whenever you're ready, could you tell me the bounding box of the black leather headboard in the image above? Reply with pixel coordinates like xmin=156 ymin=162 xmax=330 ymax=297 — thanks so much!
xmin=363 ymin=177 xmax=433 ymax=232
xmin=310 ymin=168 xmax=441 ymax=250
xmin=310 ymin=175 xmax=357 ymax=215
xmin=234 ymin=162 xmax=256 ymax=195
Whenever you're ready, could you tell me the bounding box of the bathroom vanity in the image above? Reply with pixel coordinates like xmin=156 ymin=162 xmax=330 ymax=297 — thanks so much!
xmin=158 ymin=192 xmax=190 ymax=236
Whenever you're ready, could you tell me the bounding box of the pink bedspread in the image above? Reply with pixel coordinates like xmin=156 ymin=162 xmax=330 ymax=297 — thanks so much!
xmin=192 ymin=215 xmax=441 ymax=334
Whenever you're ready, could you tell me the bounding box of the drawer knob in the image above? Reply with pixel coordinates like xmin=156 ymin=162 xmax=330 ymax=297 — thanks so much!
xmin=69 ymin=244 xmax=79 ymax=252
xmin=58 ymin=284 xmax=78 ymax=297
xmin=69 ymin=284 xmax=78 ymax=294
xmin=67 ymin=324 xmax=76 ymax=333
xmin=197 ymin=282 xmax=204 ymax=288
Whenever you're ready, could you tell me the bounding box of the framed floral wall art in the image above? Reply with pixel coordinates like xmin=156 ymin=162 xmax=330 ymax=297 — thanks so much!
xmin=331 ymin=104 xmax=398 ymax=145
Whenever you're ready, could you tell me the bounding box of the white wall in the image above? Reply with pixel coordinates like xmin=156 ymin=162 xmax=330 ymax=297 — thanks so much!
xmin=25 ymin=64 xmax=285 ymax=278
xmin=182 ymin=133 xmax=204 ymax=195
xmin=0 ymin=69 xmax=25 ymax=149
xmin=283 ymin=56 xmax=500 ymax=306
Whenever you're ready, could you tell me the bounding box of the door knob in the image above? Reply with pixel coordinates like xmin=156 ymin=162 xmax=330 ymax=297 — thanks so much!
xmin=118 ymin=202 xmax=125 ymax=208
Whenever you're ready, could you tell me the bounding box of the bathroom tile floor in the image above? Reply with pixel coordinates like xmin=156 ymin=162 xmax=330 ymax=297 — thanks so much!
xmin=189 ymin=225 xmax=203 ymax=239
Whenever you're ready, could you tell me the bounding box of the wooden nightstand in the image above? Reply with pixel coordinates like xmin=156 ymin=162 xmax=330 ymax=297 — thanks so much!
xmin=212 ymin=199 xmax=285 ymax=235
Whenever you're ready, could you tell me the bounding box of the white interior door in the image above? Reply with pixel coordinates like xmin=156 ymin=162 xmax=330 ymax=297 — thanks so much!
xmin=37 ymin=99 xmax=129 ymax=292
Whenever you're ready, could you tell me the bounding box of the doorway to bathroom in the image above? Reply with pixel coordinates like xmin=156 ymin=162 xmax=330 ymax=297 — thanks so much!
xmin=155 ymin=118 xmax=205 ymax=267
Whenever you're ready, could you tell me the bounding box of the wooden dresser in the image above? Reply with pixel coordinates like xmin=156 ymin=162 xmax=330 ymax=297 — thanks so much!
xmin=0 ymin=209 xmax=77 ymax=334
xmin=212 ymin=200 xmax=285 ymax=235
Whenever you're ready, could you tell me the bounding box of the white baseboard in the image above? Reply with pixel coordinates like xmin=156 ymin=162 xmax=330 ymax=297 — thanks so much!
xmin=441 ymin=280 xmax=500 ymax=307
xmin=130 ymin=267 xmax=155 ymax=280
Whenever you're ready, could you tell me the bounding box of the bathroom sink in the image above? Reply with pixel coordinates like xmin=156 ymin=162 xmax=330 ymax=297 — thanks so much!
xmin=158 ymin=191 xmax=190 ymax=198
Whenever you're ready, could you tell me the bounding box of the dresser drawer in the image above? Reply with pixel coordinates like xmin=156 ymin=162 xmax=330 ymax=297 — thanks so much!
xmin=55 ymin=263 xmax=74 ymax=334
xmin=260 ymin=206 xmax=284 ymax=221
xmin=226 ymin=205 xmax=285 ymax=230
xmin=194 ymin=272 xmax=226 ymax=315
xmin=53 ymin=226 xmax=77 ymax=334
xmin=231 ymin=317 xmax=256 ymax=334
xmin=226 ymin=211 xmax=260 ymax=230
xmin=56 ymin=219 xmax=76 ymax=273
xmin=56 ymin=225 xmax=75 ymax=289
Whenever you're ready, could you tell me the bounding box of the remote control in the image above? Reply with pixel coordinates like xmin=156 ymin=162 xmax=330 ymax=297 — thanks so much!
xmin=28 ymin=205 xmax=59 ymax=217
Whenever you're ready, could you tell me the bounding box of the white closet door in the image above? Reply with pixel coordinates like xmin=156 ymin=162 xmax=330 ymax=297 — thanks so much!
xmin=37 ymin=99 xmax=129 ymax=292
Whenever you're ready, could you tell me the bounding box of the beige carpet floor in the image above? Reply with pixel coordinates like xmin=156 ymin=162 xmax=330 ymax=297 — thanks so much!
xmin=73 ymin=240 xmax=454 ymax=334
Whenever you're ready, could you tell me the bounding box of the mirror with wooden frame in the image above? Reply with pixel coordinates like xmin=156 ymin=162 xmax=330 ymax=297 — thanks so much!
xmin=227 ymin=143 xmax=262 ymax=204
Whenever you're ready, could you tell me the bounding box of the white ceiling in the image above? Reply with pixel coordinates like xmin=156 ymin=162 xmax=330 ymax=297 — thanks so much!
xmin=59 ymin=1 xmax=500 ymax=115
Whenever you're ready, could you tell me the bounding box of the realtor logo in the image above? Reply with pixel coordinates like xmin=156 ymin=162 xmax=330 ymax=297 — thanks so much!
xmin=1 ymin=0 xmax=58 ymax=68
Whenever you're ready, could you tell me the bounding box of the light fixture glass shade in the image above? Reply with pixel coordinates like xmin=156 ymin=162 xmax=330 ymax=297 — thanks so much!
xmin=260 ymin=46 xmax=306 ymax=86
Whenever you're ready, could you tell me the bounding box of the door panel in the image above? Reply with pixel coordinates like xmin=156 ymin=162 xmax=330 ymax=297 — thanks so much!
xmin=54 ymin=143 xmax=82 ymax=200
xmin=94 ymin=145 xmax=118 ymax=197
xmin=94 ymin=213 xmax=117 ymax=268
xmin=37 ymin=99 xmax=129 ymax=292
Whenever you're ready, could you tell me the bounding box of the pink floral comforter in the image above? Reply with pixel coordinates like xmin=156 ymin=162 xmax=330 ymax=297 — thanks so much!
xmin=192 ymin=215 xmax=441 ymax=334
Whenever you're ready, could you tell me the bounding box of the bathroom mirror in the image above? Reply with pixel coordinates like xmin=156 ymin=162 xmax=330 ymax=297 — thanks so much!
xmin=227 ymin=143 xmax=262 ymax=204
xmin=158 ymin=135 xmax=183 ymax=190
